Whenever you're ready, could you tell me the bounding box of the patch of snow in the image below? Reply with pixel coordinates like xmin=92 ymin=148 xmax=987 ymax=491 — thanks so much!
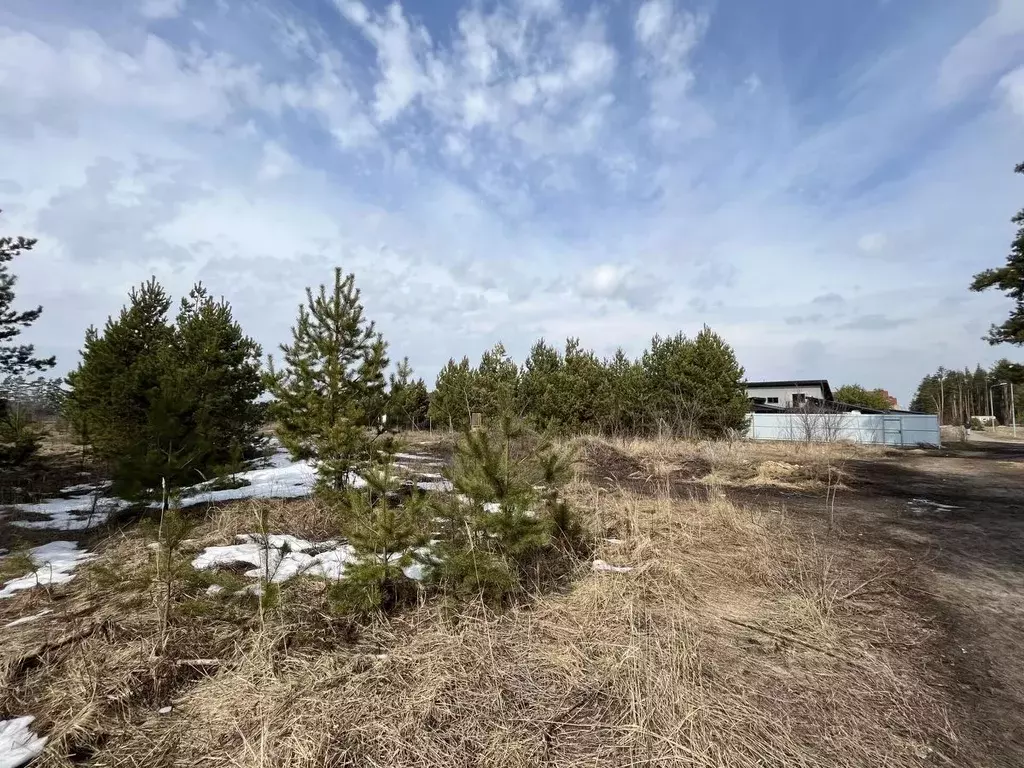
xmin=9 ymin=496 xmax=130 ymax=531
xmin=157 ymin=706 xmax=172 ymax=715
xmin=483 ymin=502 xmax=500 ymax=514
xmin=238 ymin=533 xmax=322 ymax=550
xmin=394 ymin=453 xmax=443 ymax=466
xmin=191 ymin=535 xmax=354 ymax=583
xmin=403 ymin=560 xmax=426 ymax=581
xmin=0 ymin=716 xmax=47 ymax=768
xmin=193 ymin=535 xmax=427 ymax=586
xmin=908 ymin=498 xmax=959 ymax=514
xmin=3 ymin=609 xmax=53 ymax=628
xmin=257 ymin=444 xmax=297 ymax=469
xmin=205 ymin=585 xmax=224 ymax=596
xmin=592 ymin=559 xmax=633 ymax=574
xmin=59 ymin=482 xmax=110 ymax=495
xmin=8 ymin=456 xmax=365 ymax=530
xmin=416 ymin=479 xmax=454 ymax=492
xmin=178 ymin=460 xmax=332 ymax=507
xmin=0 ymin=542 xmax=96 ymax=599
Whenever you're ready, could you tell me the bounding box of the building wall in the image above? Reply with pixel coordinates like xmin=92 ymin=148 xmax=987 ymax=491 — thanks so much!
xmin=747 ymin=412 xmax=941 ymax=447
xmin=746 ymin=384 xmax=826 ymax=407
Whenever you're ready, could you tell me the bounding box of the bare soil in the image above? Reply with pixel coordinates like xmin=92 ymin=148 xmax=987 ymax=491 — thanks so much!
xmin=583 ymin=437 xmax=1024 ymax=767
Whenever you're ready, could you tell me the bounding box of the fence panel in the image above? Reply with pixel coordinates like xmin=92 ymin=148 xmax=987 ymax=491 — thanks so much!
xmin=748 ymin=412 xmax=940 ymax=447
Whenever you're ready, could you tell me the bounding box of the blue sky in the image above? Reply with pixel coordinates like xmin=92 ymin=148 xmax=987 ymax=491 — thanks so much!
xmin=1 ymin=0 xmax=1022 ymax=405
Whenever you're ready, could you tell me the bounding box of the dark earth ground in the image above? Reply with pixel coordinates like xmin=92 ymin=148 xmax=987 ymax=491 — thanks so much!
xmin=587 ymin=439 xmax=1024 ymax=767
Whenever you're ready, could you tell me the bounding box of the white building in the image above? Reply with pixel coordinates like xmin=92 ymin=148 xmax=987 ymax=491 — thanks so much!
xmin=746 ymin=380 xmax=833 ymax=409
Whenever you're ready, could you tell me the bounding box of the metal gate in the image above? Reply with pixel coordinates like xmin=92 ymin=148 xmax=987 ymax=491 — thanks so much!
xmin=883 ymin=417 xmax=902 ymax=446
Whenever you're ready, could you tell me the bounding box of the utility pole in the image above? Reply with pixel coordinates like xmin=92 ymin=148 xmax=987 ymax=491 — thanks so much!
xmin=989 ymin=386 xmax=995 ymax=422
xmin=1012 ymin=381 xmax=1017 ymax=439
xmin=939 ymin=376 xmax=944 ymax=425
xmin=997 ymin=381 xmax=1017 ymax=438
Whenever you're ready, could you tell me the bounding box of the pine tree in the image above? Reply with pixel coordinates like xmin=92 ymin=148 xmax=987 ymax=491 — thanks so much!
xmin=430 ymin=416 xmax=578 ymax=603
xmin=639 ymin=328 xmax=747 ymax=437
xmin=66 ymin=279 xmax=180 ymax=496
xmin=971 ymin=162 xmax=1024 ymax=345
xmin=429 ymin=356 xmax=475 ymax=431
xmin=386 ymin=357 xmax=429 ymax=430
xmin=67 ymin=279 xmax=264 ymax=497
xmin=328 ymin=451 xmax=430 ymax=615
xmin=174 ymin=284 xmax=265 ymax=471
xmin=597 ymin=348 xmax=647 ymax=435
xmin=0 ymin=214 xmax=55 ymax=378
xmin=475 ymin=342 xmax=519 ymax=420
xmin=518 ymin=339 xmax=563 ymax=432
xmin=642 ymin=332 xmax=696 ymax=435
xmin=686 ymin=326 xmax=749 ymax=436
xmin=560 ymin=338 xmax=605 ymax=433
xmin=266 ymin=268 xmax=390 ymax=495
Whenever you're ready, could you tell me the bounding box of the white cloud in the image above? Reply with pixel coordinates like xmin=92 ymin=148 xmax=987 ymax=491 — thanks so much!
xmin=633 ymin=0 xmax=711 ymax=141
xmin=273 ymin=54 xmax=377 ymax=149
xmin=2 ymin=0 xmax=1022 ymax=409
xmin=857 ymin=233 xmax=887 ymax=253
xmin=998 ymin=66 xmax=1024 ymax=119
xmin=635 ymin=0 xmax=669 ymax=46
xmin=0 ymin=28 xmax=261 ymax=129
xmin=326 ymin=0 xmax=618 ymax=173
xmin=936 ymin=0 xmax=1024 ymax=104
xmin=577 ymin=264 xmax=663 ymax=309
xmin=258 ymin=141 xmax=295 ymax=181
xmin=141 ymin=0 xmax=186 ymax=20
xmin=337 ymin=1 xmax=437 ymax=122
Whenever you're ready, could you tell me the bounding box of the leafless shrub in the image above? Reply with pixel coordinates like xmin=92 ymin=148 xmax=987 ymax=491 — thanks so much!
xmin=786 ymin=403 xmax=853 ymax=443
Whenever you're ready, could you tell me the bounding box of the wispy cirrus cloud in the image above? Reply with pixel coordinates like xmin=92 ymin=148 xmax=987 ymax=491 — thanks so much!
xmin=0 ymin=0 xmax=1021 ymax=405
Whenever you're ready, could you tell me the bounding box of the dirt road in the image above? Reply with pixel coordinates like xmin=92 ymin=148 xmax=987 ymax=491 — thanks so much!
xmin=844 ymin=442 xmax=1024 ymax=766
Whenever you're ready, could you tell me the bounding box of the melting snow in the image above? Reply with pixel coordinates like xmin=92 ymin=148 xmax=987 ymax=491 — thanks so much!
xmin=192 ymin=534 xmax=425 ymax=584
xmin=3 ymin=609 xmax=53 ymax=628
xmin=908 ymin=498 xmax=959 ymax=514
xmin=416 ymin=479 xmax=454 ymax=492
xmin=0 ymin=542 xmax=96 ymax=599
xmin=2 ymin=445 xmax=446 ymax=533
xmin=4 ymin=455 xmax=365 ymax=531
xmin=592 ymin=559 xmax=633 ymax=574
xmin=8 ymin=496 xmax=130 ymax=531
xmin=59 ymin=482 xmax=110 ymax=495
xmin=0 ymin=716 xmax=47 ymax=768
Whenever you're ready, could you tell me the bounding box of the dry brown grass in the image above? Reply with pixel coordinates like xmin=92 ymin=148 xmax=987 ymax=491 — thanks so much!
xmin=575 ymin=434 xmax=882 ymax=492
xmin=0 ymin=437 xmax=958 ymax=767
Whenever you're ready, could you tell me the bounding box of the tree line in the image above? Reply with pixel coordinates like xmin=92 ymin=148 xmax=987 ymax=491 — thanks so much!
xmin=429 ymin=330 xmax=749 ymax=438
xmin=910 ymin=361 xmax=1023 ymax=427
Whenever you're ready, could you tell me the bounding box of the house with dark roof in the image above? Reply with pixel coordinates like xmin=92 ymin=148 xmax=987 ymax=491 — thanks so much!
xmin=746 ymin=380 xmax=833 ymax=411
xmin=746 ymin=379 xmax=915 ymax=415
